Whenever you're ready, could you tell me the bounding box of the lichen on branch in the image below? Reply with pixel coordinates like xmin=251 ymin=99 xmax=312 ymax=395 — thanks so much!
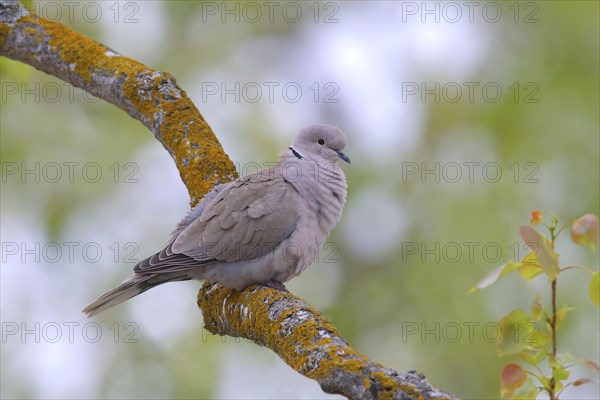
xmin=199 ymin=282 xmax=456 ymax=400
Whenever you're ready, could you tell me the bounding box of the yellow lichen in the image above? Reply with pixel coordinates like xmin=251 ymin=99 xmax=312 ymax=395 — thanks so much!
xmin=22 ymin=26 xmax=40 ymax=42
xmin=200 ymin=284 xmax=371 ymax=379
xmin=197 ymin=284 xmax=450 ymax=398
xmin=370 ymin=370 xmax=400 ymax=400
xmin=26 ymin=15 xmax=108 ymax=83
xmin=120 ymin=69 xmax=237 ymax=203
xmin=0 ymin=22 xmax=12 ymax=49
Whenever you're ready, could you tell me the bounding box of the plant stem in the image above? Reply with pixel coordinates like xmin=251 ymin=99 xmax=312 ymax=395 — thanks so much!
xmin=552 ymin=279 xmax=558 ymax=356
xmin=549 ymin=222 xmax=559 ymax=400
xmin=549 ymin=277 xmax=558 ymax=400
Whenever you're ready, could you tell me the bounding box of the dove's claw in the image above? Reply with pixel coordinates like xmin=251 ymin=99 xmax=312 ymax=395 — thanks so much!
xmin=263 ymin=280 xmax=289 ymax=292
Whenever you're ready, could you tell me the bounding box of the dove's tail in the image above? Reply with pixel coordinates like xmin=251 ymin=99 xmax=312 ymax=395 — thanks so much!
xmin=82 ymin=274 xmax=189 ymax=317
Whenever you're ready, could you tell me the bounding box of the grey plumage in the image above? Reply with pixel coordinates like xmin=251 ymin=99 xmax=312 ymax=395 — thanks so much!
xmin=83 ymin=124 xmax=349 ymax=317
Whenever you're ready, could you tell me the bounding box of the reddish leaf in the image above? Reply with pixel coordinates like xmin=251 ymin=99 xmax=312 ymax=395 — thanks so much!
xmin=582 ymin=359 xmax=600 ymax=372
xmin=573 ymin=378 xmax=593 ymax=387
xmin=530 ymin=210 xmax=543 ymax=226
xmin=571 ymin=214 xmax=599 ymax=250
xmin=501 ymin=363 xmax=527 ymax=397
xmin=530 ymin=294 xmax=543 ymax=321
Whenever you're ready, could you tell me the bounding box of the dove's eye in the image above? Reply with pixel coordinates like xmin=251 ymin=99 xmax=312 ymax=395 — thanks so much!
xmin=317 ymin=138 xmax=325 ymax=145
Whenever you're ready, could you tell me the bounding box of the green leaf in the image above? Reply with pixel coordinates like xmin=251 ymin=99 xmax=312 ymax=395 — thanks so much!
xmin=530 ymin=294 xmax=543 ymax=321
xmin=518 ymin=349 xmax=547 ymax=366
xmin=589 ymin=271 xmax=600 ymax=307
xmin=518 ymin=384 xmax=540 ymax=400
xmin=469 ymin=262 xmax=521 ymax=293
xmin=519 ymin=226 xmax=560 ymax=280
xmin=536 ymin=375 xmax=551 ymax=391
xmin=497 ymin=309 xmax=534 ymax=356
xmin=553 ymin=379 xmax=564 ymax=394
xmin=518 ymin=252 xmax=544 ymax=282
xmin=556 ymin=353 xmax=575 ymax=364
xmin=552 ymin=364 xmax=570 ymax=381
xmin=571 ymin=214 xmax=599 ymax=250
xmin=554 ymin=305 xmax=573 ymax=329
xmin=501 ymin=363 xmax=527 ymax=398
xmin=548 ymin=354 xmax=562 ymax=369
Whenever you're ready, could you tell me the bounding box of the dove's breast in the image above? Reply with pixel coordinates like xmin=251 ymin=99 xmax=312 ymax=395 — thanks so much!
xmin=274 ymin=159 xmax=347 ymax=280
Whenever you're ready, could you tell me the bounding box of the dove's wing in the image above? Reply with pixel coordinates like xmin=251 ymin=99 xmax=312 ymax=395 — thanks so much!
xmin=134 ymin=173 xmax=301 ymax=273
xmin=179 ymin=174 xmax=301 ymax=262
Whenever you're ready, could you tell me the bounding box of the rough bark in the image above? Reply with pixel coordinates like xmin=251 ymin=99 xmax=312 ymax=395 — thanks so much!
xmin=199 ymin=283 xmax=456 ymax=399
xmin=1 ymin=1 xmax=457 ymax=398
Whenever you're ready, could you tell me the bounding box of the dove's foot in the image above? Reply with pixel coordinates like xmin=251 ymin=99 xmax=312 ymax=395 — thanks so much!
xmin=263 ymin=279 xmax=289 ymax=292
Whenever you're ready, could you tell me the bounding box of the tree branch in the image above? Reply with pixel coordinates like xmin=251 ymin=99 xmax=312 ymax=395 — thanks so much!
xmin=199 ymin=282 xmax=456 ymax=399
xmin=1 ymin=2 xmax=457 ymax=398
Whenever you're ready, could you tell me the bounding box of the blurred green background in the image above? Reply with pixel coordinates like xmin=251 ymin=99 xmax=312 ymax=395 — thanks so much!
xmin=1 ymin=1 xmax=598 ymax=399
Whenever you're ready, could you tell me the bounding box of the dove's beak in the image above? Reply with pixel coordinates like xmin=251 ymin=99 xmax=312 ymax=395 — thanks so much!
xmin=336 ymin=150 xmax=351 ymax=164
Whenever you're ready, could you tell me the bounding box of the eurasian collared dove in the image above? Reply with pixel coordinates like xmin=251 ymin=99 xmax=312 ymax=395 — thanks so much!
xmin=83 ymin=124 xmax=349 ymax=316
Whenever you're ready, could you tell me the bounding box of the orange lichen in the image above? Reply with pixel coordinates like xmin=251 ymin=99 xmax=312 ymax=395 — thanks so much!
xmin=22 ymin=26 xmax=41 ymax=42
xmin=24 ymin=15 xmax=107 ymax=83
xmin=0 ymin=23 xmax=11 ymax=48
xmin=371 ymin=370 xmax=400 ymax=400
xmin=198 ymin=283 xmax=426 ymax=396
xmin=121 ymin=70 xmax=238 ymax=203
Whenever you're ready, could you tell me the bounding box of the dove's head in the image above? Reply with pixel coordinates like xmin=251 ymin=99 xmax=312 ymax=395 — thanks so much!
xmin=292 ymin=124 xmax=350 ymax=164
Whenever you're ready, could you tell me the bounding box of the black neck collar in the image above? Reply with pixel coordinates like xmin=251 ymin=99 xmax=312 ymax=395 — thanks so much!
xmin=289 ymin=147 xmax=305 ymax=160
